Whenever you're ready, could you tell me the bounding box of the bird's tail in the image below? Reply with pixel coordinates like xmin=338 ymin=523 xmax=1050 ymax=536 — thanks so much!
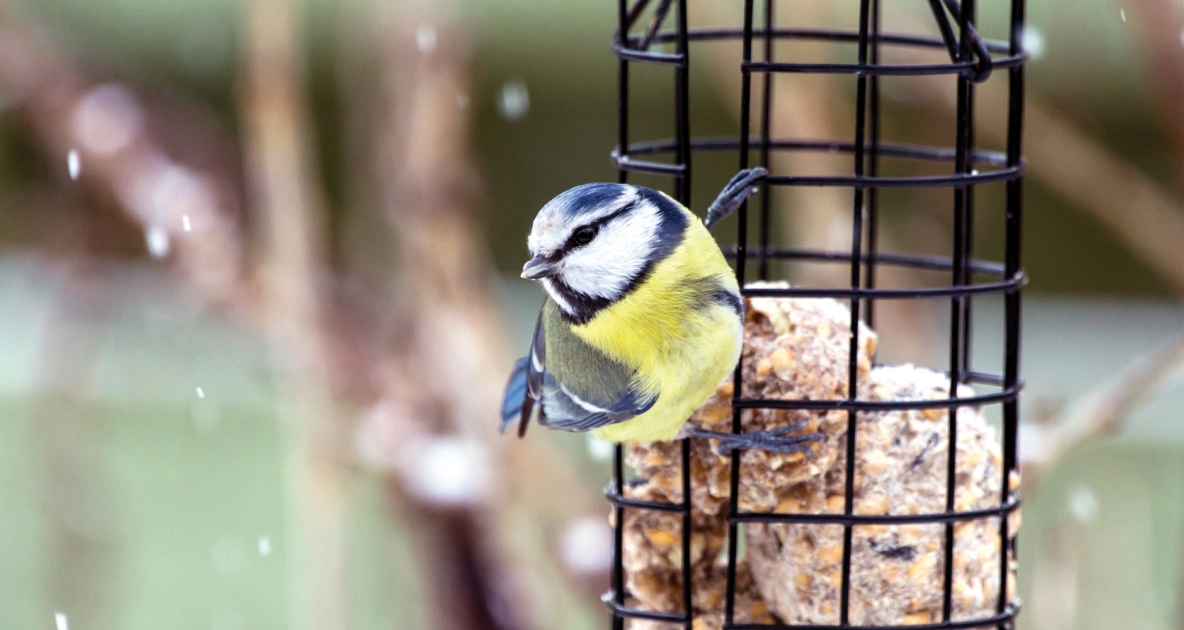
xmin=499 ymin=357 xmax=531 ymax=435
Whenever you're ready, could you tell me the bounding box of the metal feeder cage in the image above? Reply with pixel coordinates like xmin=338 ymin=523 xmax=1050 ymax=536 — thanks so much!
xmin=603 ymin=0 xmax=1026 ymax=628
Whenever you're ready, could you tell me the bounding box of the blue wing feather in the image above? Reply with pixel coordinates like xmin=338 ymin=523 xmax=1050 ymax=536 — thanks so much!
xmin=500 ymin=299 xmax=655 ymax=437
xmin=500 ymin=308 xmax=545 ymax=437
xmin=539 ymin=375 xmax=656 ymax=432
xmin=499 ymin=357 xmax=529 ymax=434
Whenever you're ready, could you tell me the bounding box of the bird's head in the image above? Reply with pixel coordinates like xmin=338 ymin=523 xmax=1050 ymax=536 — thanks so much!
xmin=522 ymin=183 xmax=687 ymax=323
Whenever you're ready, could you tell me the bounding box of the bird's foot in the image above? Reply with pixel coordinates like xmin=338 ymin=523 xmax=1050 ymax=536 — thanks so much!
xmin=704 ymin=167 xmax=768 ymax=231
xmin=687 ymin=420 xmax=825 ymax=456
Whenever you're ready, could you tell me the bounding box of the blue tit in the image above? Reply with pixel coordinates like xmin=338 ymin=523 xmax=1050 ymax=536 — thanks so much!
xmin=500 ymin=169 xmax=822 ymax=453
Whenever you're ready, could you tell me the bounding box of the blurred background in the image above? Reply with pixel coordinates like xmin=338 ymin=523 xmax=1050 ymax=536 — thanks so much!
xmin=0 ymin=0 xmax=1180 ymax=629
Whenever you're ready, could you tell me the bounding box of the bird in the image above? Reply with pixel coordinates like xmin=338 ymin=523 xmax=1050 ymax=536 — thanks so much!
xmin=499 ymin=168 xmax=823 ymax=454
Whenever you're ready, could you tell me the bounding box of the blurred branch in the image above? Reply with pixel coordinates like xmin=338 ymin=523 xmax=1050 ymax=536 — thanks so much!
xmin=1020 ymin=331 xmax=1184 ymax=475
xmin=371 ymin=12 xmax=515 ymax=625
xmin=239 ymin=0 xmax=351 ymax=629
xmin=891 ymin=36 xmax=1184 ymax=296
xmin=1127 ymin=0 xmax=1184 ymax=191
xmin=360 ymin=2 xmax=607 ymax=627
xmin=1019 ymin=332 xmax=1184 ymax=628
xmin=0 ymin=15 xmax=250 ymax=306
xmin=1022 ymin=103 xmax=1184 ymax=295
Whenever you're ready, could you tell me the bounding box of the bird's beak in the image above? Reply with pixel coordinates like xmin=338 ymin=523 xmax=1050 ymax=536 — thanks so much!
xmin=521 ymin=255 xmax=557 ymax=280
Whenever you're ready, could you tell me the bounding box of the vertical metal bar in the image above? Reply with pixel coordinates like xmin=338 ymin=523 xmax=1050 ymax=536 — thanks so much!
xmin=758 ymin=0 xmax=774 ymax=280
xmin=612 ymin=4 xmax=628 ymax=629
xmin=618 ymin=0 xmax=630 ymax=188
xmin=681 ymin=438 xmax=693 ymax=628
xmin=999 ymin=0 xmax=1026 ymax=620
xmin=960 ymin=1 xmax=979 ymax=379
xmin=840 ymin=0 xmax=873 ymax=625
xmin=923 ymin=0 xmax=962 ymax=63
xmin=865 ymin=0 xmax=882 ymax=328
xmin=612 ymin=448 xmax=625 ymax=630
xmin=960 ymin=201 xmax=975 ymax=378
xmin=944 ymin=0 xmax=975 ymax=622
xmin=673 ymin=3 xmax=693 ymax=627
xmin=674 ymin=0 xmax=691 ymax=206
xmin=725 ymin=2 xmax=755 ymax=626
xmin=618 ymin=60 xmax=630 ymax=188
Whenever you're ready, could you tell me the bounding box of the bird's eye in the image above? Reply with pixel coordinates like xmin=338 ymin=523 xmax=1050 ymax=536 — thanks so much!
xmin=571 ymin=226 xmax=597 ymax=246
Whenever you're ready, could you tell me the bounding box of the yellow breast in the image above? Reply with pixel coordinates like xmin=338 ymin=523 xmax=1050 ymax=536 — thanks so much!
xmin=572 ymin=207 xmax=741 ymax=442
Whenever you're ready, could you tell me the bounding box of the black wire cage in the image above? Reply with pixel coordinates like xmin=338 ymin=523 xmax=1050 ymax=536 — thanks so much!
xmin=604 ymin=0 xmax=1026 ymax=628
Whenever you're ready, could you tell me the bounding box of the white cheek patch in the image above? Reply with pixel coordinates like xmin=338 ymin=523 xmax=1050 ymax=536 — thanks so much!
xmin=561 ymin=202 xmax=661 ymax=299
xmin=541 ymin=278 xmax=574 ymax=314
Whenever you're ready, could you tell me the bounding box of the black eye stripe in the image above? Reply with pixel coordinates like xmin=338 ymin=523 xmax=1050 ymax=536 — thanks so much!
xmin=560 ymin=199 xmax=640 ymax=254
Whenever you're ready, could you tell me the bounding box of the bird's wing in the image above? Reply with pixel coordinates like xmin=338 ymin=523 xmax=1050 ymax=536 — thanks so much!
xmin=499 ymin=299 xmax=655 ymax=436
xmin=500 ymin=306 xmax=546 ymax=437
xmin=537 ymin=299 xmax=656 ymax=432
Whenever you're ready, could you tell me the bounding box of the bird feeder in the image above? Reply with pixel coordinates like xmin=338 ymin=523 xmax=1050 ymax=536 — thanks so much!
xmin=604 ymin=1 xmax=1026 ymax=628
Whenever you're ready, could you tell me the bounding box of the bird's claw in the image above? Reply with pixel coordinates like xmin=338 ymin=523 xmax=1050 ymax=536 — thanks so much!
xmin=704 ymin=167 xmax=768 ymax=231
xmin=687 ymin=421 xmax=825 ymax=456
xmin=716 ymin=430 xmax=825 ymax=456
